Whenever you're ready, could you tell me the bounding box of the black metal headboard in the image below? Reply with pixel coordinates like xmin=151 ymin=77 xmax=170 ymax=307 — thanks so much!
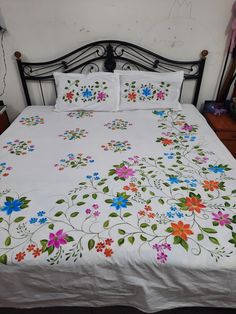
xmin=14 ymin=40 xmax=208 ymax=107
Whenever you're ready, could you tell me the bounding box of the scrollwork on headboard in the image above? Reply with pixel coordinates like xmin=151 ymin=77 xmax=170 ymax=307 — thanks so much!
xmin=14 ymin=40 xmax=208 ymax=107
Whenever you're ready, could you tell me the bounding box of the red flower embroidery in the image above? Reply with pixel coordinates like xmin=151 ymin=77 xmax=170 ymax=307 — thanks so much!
xmin=32 ymin=248 xmax=42 ymax=258
xmin=66 ymin=91 xmax=74 ymax=101
xmin=128 ymin=92 xmax=137 ymax=101
xmin=184 ymin=196 xmax=206 ymax=213
xmin=105 ymin=238 xmax=114 ymax=246
xmin=27 ymin=244 xmax=36 ymax=252
xmin=95 ymin=242 xmax=105 ymax=252
xmin=161 ymin=138 xmax=173 ymax=145
xmin=104 ymin=247 xmax=113 ymax=257
xmin=15 ymin=251 xmax=26 ymax=262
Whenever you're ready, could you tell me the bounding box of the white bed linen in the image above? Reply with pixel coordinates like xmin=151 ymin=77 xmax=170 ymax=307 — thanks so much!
xmin=0 ymin=105 xmax=235 ymax=312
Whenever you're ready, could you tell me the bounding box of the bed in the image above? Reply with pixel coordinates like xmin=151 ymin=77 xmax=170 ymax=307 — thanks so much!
xmin=0 ymin=41 xmax=236 ymax=314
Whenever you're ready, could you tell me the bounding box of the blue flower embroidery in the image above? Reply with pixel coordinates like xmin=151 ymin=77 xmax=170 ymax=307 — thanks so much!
xmin=111 ymin=196 xmax=128 ymax=210
xmin=154 ymin=111 xmax=165 ymax=117
xmin=208 ymin=166 xmax=224 ymax=173
xmin=1 ymin=199 xmax=23 ymax=215
xmin=184 ymin=179 xmax=197 ymax=187
xmin=82 ymin=88 xmax=93 ymax=98
xmin=29 ymin=217 xmax=38 ymax=224
xmin=39 ymin=217 xmax=47 ymax=224
xmin=37 ymin=211 xmax=46 ymax=217
xmin=168 ymin=177 xmax=180 ymax=184
xmin=142 ymin=87 xmax=151 ymax=97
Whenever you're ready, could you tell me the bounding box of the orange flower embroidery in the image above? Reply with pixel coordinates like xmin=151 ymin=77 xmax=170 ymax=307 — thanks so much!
xmin=161 ymin=138 xmax=173 ymax=145
xmin=184 ymin=196 xmax=206 ymax=213
xmin=15 ymin=251 xmax=26 ymax=262
xmin=144 ymin=205 xmax=152 ymax=212
xmin=27 ymin=244 xmax=36 ymax=252
xmin=138 ymin=210 xmax=145 ymax=216
xmin=128 ymin=92 xmax=137 ymax=101
xmin=202 ymin=180 xmax=219 ymax=191
xmin=123 ymin=183 xmax=138 ymax=192
xmin=32 ymin=248 xmax=42 ymax=258
xmin=148 ymin=212 xmax=155 ymax=219
xmin=171 ymin=221 xmax=193 ymax=241
xmin=104 ymin=247 xmax=113 ymax=257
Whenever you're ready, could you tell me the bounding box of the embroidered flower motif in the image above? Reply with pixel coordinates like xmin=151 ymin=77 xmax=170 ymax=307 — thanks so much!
xmin=32 ymin=248 xmax=42 ymax=258
xmin=15 ymin=251 xmax=26 ymax=262
xmin=115 ymin=166 xmax=135 ymax=179
xmin=123 ymin=183 xmax=138 ymax=192
xmin=65 ymin=91 xmax=74 ymax=101
xmin=212 ymin=211 xmax=231 ymax=226
xmin=111 ymin=196 xmax=128 ymax=210
xmin=184 ymin=196 xmax=206 ymax=213
xmin=67 ymin=111 xmax=94 ymax=119
xmin=0 ymin=162 xmax=13 ymax=178
xmin=47 ymin=229 xmax=68 ymax=249
xmin=171 ymin=221 xmax=193 ymax=241
xmin=3 ymin=140 xmax=35 ymax=156
xmin=104 ymin=119 xmax=132 ymax=130
xmin=58 ymin=128 xmax=88 ymax=141
xmin=156 ymin=91 xmax=165 ymax=100
xmin=27 ymin=244 xmax=36 ymax=252
xmin=19 ymin=116 xmax=44 ymax=126
xmin=161 ymin=138 xmax=173 ymax=146
xmin=1 ymin=199 xmax=23 ymax=215
xmin=152 ymin=243 xmax=171 ymax=263
xmin=208 ymin=166 xmax=225 ymax=173
xmin=202 ymin=180 xmax=219 ymax=191
xmin=128 ymin=92 xmax=137 ymax=101
xmin=55 ymin=153 xmax=94 ymax=171
xmin=82 ymin=88 xmax=93 ymax=99
xmin=101 ymin=140 xmax=132 ymax=153
xmin=167 ymin=176 xmax=180 ymax=184
xmin=104 ymin=247 xmax=113 ymax=257
xmin=97 ymin=91 xmax=107 ymax=102
xmin=95 ymin=242 xmax=105 ymax=252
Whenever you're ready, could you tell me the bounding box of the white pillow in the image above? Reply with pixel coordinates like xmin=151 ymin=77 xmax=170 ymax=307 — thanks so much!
xmin=115 ymin=70 xmax=184 ymax=111
xmin=54 ymin=72 xmax=120 ymax=112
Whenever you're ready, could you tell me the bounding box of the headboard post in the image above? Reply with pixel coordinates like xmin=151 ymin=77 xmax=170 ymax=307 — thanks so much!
xmin=15 ymin=51 xmax=32 ymax=106
xmin=104 ymin=44 xmax=116 ymax=72
xmin=192 ymin=49 xmax=208 ymax=106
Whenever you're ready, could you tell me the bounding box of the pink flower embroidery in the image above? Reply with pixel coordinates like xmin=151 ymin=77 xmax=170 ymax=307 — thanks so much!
xmin=48 ymin=229 xmax=68 ymax=249
xmin=212 ymin=211 xmax=231 ymax=226
xmin=156 ymin=91 xmax=165 ymax=100
xmin=97 ymin=91 xmax=107 ymax=101
xmin=181 ymin=124 xmax=194 ymax=132
xmin=85 ymin=208 xmax=91 ymax=214
xmin=115 ymin=166 xmax=135 ymax=179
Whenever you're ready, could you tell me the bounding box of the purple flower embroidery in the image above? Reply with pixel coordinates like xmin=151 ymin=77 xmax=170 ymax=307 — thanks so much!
xmin=153 ymin=243 xmax=171 ymax=263
xmin=48 ymin=229 xmax=68 ymax=249
xmin=181 ymin=124 xmax=194 ymax=132
xmin=212 ymin=211 xmax=231 ymax=226
xmin=97 ymin=91 xmax=107 ymax=101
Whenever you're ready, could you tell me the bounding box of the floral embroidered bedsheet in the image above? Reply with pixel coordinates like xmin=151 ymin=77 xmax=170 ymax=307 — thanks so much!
xmin=0 ymin=105 xmax=235 ymax=312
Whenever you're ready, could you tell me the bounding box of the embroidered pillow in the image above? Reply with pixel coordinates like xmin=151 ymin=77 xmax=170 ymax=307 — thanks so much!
xmin=54 ymin=72 xmax=119 ymax=111
xmin=115 ymin=70 xmax=184 ymax=111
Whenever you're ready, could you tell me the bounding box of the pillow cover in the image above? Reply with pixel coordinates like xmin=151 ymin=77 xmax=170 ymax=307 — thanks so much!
xmin=54 ymin=72 xmax=120 ymax=111
xmin=115 ymin=70 xmax=184 ymax=111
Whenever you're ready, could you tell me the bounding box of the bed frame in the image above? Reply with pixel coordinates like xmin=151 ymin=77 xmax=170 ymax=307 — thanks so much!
xmin=10 ymin=40 xmax=230 ymax=314
xmin=14 ymin=40 xmax=208 ymax=107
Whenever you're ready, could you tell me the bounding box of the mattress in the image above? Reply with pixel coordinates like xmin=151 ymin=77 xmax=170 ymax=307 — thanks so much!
xmin=0 ymin=104 xmax=235 ymax=312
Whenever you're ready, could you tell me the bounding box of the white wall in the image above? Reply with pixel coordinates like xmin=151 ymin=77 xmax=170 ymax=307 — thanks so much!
xmin=0 ymin=0 xmax=234 ymax=121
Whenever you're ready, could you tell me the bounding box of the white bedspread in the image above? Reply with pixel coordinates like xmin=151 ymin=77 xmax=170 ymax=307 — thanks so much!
xmin=0 ymin=105 xmax=235 ymax=312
